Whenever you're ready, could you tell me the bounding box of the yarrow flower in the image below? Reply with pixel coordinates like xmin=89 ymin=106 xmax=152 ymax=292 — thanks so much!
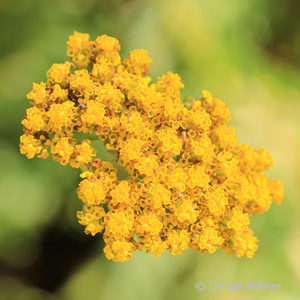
xmin=20 ymin=31 xmax=284 ymax=262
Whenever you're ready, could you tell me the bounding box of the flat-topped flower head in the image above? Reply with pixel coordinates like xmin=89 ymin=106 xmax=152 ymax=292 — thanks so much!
xmin=20 ymin=31 xmax=284 ymax=262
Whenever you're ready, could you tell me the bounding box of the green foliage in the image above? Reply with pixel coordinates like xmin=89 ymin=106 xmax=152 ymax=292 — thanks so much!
xmin=0 ymin=0 xmax=299 ymax=299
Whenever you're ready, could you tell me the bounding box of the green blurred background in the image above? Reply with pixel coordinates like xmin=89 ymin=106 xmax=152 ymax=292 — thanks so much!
xmin=0 ymin=0 xmax=299 ymax=299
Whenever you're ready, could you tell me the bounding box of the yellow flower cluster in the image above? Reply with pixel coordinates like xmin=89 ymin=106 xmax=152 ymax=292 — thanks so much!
xmin=20 ymin=31 xmax=284 ymax=262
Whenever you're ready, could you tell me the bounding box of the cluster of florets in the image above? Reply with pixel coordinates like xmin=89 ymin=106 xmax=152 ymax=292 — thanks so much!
xmin=20 ymin=31 xmax=283 ymax=262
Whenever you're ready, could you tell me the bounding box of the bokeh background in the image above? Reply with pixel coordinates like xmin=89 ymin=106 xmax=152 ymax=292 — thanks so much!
xmin=0 ymin=0 xmax=300 ymax=299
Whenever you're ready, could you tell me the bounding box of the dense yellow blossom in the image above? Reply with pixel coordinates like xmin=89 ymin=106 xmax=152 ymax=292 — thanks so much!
xmin=77 ymin=205 xmax=106 ymax=236
xmin=48 ymin=101 xmax=77 ymax=132
xmin=20 ymin=31 xmax=284 ymax=262
xmin=123 ymin=49 xmax=152 ymax=75
xmin=47 ymin=62 xmax=71 ymax=84
xmin=27 ymin=82 xmax=48 ymax=106
xmin=51 ymin=136 xmax=74 ymax=165
xmin=20 ymin=134 xmax=43 ymax=159
xmin=21 ymin=106 xmax=46 ymax=132
xmin=110 ymin=181 xmax=133 ymax=207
